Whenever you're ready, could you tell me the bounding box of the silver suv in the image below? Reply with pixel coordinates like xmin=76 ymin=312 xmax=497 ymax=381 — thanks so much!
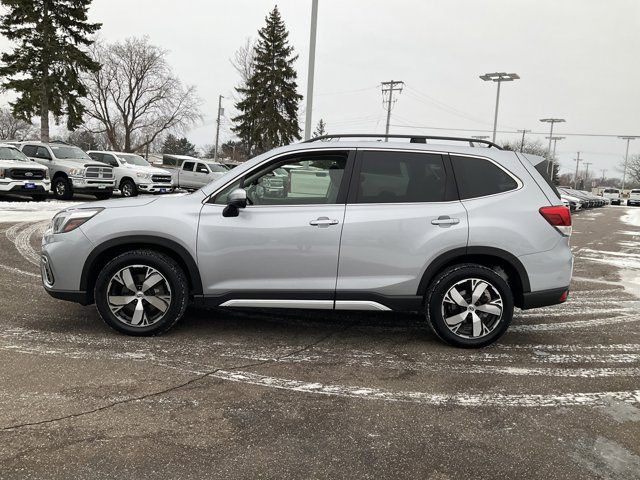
xmin=40 ymin=135 xmax=573 ymax=348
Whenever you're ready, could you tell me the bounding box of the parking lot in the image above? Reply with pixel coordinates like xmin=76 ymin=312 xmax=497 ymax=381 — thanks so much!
xmin=0 ymin=197 xmax=639 ymax=479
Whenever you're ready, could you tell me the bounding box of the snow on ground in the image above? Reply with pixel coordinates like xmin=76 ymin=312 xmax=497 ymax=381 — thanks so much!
xmin=0 ymin=200 xmax=81 ymax=223
xmin=621 ymin=207 xmax=640 ymax=228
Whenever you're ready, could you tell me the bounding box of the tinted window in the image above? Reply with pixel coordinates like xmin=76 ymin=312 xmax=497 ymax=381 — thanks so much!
xmin=36 ymin=146 xmax=51 ymax=159
xmin=604 ymin=189 xmax=619 ymax=194
xmin=88 ymin=152 xmax=103 ymax=162
xmin=451 ymin=155 xmax=518 ymax=199
xmin=356 ymin=151 xmax=446 ymax=203
xmin=182 ymin=161 xmax=195 ymax=171
xmin=102 ymin=154 xmax=119 ymax=167
xmin=214 ymin=151 xmax=348 ymax=206
xmin=195 ymin=163 xmax=209 ymax=173
xmin=21 ymin=145 xmax=37 ymax=156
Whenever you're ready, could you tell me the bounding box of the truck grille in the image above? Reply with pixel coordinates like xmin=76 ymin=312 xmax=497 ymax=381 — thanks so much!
xmin=8 ymin=168 xmax=46 ymax=180
xmin=85 ymin=166 xmax=113 ymax=179
xmin=152 ymin=174 xmax=172 ymax=183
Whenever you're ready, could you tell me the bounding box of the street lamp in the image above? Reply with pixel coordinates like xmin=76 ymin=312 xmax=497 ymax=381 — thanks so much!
xmin=618 ymin=136 xmax=638 ymax=192
xmin=479 ymin=72 xmax=520 ymax=143
xmin=304 ymin=0 xmax=319 ymax=140
xmin=540 ymin=118 xmax=565 ymax=176
xmin=545 ymin=135 xmax=565 ymax=165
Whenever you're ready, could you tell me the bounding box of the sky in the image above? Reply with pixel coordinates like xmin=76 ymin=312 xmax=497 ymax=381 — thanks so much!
xmin=2 ymin=0 xmax=640 ymax=180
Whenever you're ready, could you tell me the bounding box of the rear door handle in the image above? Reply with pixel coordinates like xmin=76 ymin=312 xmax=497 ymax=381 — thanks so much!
xmin=309 ymin=216 xmax=339 ymax=228
xmin=431 ymin=216 xmax=460 ymax=226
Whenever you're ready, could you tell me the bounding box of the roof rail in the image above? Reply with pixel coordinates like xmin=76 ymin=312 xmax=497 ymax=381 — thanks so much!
xmin=304 ymin=133 xmax=503 ymax=150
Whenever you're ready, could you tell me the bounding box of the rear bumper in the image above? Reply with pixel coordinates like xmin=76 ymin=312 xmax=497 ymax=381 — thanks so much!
xmin=521 ymin=287 xmax=569 ymax=309
xmin=45 ymin=287 xmax=90 ymax=305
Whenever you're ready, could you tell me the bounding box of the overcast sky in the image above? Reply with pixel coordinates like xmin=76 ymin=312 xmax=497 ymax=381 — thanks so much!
xmin=5 ymin=0 xmax=640 ymax=178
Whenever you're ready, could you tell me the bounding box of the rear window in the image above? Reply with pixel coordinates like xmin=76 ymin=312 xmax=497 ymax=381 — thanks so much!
xmin=631 ymin=189 xmax=640 ymax=194
xmin=604 ymin=189 xmax=619 ymax=194
xmin=451 ymin=155 xmax=518 ymax=199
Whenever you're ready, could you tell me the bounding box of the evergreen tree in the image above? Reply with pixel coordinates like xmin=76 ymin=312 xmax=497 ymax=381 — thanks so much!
xmin=313 ymin=118 xmax=326 ymax=137
xmin=232 ymin=6 xmax=302 ymax=155
xmin=0 ymin=0 xmax=101 ymax=141
xmin=161 ymin=134 xmax=197 ymax=156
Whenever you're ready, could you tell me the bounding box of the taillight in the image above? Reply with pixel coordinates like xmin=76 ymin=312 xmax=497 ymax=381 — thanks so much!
xmin=539 ymin=206 xmax=572 ymax=236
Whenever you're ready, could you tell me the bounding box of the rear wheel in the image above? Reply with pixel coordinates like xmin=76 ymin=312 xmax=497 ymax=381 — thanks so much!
xmin=52 ymin=177 xmax=73 ymax=200
xmin=94 ymin=250 xmax=189 ymax=336
xmin=425 ymin=264 xmax=514 ymax=348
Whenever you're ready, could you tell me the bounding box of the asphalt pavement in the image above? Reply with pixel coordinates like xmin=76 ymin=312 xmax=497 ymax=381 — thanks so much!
xmin=0 ymin=202 xmax=639 ymax=479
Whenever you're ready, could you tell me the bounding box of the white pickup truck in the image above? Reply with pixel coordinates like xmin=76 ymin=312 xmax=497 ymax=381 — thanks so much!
xmin=0 ymin=143 xmax=50 ymax=200
xmin=628 ymin=189 xmax=640 ymax=207
xmin=172 ymin=159 xmax=228 ymax=190
xmin=602 ymin=188 xmax=621 ymax=205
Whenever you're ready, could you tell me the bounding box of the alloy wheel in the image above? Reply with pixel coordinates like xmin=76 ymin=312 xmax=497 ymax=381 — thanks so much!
xmin=441 ymin=278 xmax=503 ymax=339
xmin=106 ymin=264 xmax=172 ymax=327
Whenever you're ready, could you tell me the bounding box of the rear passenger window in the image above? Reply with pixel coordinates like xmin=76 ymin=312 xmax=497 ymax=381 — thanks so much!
xmin=451 ymin=155 xmax=518 ymax=199
xmin=357 ymin=151 xmax=447 ymax=203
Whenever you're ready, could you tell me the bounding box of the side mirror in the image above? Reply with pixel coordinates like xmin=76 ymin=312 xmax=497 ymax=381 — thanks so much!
xmin=223 ymin=188 xmax=247 ymax=217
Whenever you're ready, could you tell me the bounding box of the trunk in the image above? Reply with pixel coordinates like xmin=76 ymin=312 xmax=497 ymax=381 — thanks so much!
xmin=40 ymin=83 xmax=49 ymax=142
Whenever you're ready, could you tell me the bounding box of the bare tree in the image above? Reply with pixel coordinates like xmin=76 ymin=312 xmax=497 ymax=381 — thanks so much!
xmin=83 ymin=37 xmax=201 ymax=152
xmin=230 ymin=37 xmax=256 ymax=89
xmin=0 ymin=107 xmax=37 ymax=140
xmin=622 ymin=154 xmax=640 ymax=187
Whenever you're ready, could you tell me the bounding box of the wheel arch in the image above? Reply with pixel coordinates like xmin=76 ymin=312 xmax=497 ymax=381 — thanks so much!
xmin=417 ymin=247 xmax=530 ymax=308
xmin=52 ymin=171 xmax=68 ymax=180
xmin=80 ymin=235 xmax=202 ymax=304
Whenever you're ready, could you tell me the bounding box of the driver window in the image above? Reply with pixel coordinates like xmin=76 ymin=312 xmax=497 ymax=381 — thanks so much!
xmin=196 ymin=163 xmax=209 ymax=174
xmin=36 ymin=146 xmax=51 ymax=159
xmin=213 ymin=151 xmax=348 ymax=206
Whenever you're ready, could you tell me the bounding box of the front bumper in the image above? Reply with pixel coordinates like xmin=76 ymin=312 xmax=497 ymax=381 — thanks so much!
xmin=0 ymin=179 xmax=50 ymax=193
xmin=628 ymin=199 xmax=640 ymax=206
xmin=138 ymin=183 xmax=174 ymax=193
xmin=69 ymin=177 xmax=115 ymax=192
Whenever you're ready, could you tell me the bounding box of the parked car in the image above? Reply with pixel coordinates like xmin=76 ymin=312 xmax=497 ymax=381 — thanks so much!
xmin=87 ymin=151 xmax=173 ymax=197
xmin=559 ymin=188 xmax=595 ymax=208
xmin=20 ymin=141 xmax=115 ymax=200
xmin=40 ymin=135 xmax=573 ymax=348
xmin=0 ymin=143 xmax=50 ymax=200
xmin=172 ymin=159 xmax=228 ymax=190
xmin=578 ymin=190 xmax=605 ymax=207
xmin=602 ymin=188 xmax=621 ymax=205
xmin=560 ymin=193 xmax=582 ymax=212
xmin=628 ymin=189 xmax=640 ymax=207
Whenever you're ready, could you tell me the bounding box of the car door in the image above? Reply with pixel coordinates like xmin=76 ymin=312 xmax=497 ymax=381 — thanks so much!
xmin=335 ymin=149 xmax=468 ymax=306
xmin=197 ymin=149 xmax=354 ymax=305
xmin=180 ymin=161 xmax=195 ymax=188
xmin=193 ymin=162 xmax=211 ymax=187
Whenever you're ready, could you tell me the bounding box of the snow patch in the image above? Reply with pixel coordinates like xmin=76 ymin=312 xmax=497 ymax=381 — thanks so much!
xmin=0 ymin=200 xmax=80 ymax=223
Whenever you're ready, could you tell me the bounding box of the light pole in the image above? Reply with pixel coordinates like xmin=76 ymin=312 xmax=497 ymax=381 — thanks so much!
xmin=545 ymin=135 xmax=565 ymax=168
xmin=304 ymin=0 xmax=319 ymax=140
xmin=618 ymin=136 xmax=638 ymax=192
xmin=479 ymin=72 xmax=520 ymax=143
xmin=540 ymin=118 xmax=565 ymax=176
xmin=214 ymin=95 xmax=223 ymax=161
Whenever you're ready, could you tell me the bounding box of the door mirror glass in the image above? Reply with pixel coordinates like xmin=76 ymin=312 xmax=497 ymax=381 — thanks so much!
xmin=223 ymin=188 xmax=247 ymax=217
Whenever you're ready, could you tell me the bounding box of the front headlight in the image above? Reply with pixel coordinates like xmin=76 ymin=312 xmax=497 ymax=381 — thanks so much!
xmin=136 ymin=172 xmax=151 ymax=179
xmin=44 ymin=169 xmax=49 ymax=180
xmin=68 ymin=168 xmax=83 ymax=176
xmin=51 ymin=208 xmax=104 ymax=234
xmin=0 ymin=168 xmax=4 ymax=179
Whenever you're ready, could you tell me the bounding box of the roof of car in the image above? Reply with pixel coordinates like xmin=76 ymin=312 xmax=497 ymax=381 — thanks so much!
xmin=86 ymin=150 xmax=144 ymax=155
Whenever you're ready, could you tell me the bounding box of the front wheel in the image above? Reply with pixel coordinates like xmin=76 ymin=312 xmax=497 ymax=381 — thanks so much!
xmin=120 ymin=179 xmax=138 ymax=197
xmin=52 ymin=177 xmax=73 ymax=200
xmin=425 ymin=264 xmax=514 ymax=348
xmin=94 ymin=250 xmax=189 ymax=336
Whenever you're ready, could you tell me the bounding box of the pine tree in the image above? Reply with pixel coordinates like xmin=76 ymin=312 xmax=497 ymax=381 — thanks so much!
xmin=0 ymin=0 xmax=101 ymax=141
xmin=162 ymin=134 xmax=197 ymax=157
xmin=232 ymin=6 xmax=302 ymax=155
xmin=313 ymin=118 xmax=326 ymax=137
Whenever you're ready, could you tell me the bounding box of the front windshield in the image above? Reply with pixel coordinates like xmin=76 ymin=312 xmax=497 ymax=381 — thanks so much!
xmin=206 ymin=163 xmax=227 ymax=173
xmin=50 ymin=145 xmax=91 ymax=160
xmin=0 ymin=146 xmax=29 ymax=162
xmin=117 ymin=153 xmax=150 ymax=167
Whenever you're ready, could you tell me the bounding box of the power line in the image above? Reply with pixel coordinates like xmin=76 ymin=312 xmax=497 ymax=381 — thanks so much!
xmin=381 ymin=80 xmax=404 ymax=140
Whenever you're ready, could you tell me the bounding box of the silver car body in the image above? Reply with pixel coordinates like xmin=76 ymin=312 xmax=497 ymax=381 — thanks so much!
xmin=42 ymin=141 xmax=573 ymax=312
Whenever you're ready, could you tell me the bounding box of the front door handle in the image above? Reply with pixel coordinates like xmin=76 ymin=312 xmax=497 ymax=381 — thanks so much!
xmin=431 ymin=216 xmax=460 ymax=226
xmin=309 ymin=216 xmax=339 ymax=228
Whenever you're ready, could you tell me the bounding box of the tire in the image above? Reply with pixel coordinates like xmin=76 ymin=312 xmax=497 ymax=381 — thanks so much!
xmin=425 ymin=263 xmax=514 ymax=348
xmin=31 ymin=194 xmax=47 ymax=202
xmin=94 ymin=192 xmax=113 ymax=200
xmin=120 ymin=178 xmax=138 ymax=197
xmin=52 ymin=177 xmax=73 ymax=200
xmin=94 ymin=249 xmax=189 ymax=336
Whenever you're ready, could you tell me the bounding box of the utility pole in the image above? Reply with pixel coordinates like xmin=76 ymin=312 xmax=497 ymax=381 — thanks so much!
xmin=618 ymin=136 xmax=638 ymax=192
xmin=214 ymin=95 xmax=223 ymax=161
xmin=583 ymin=162 xmax=592 ymax=188
xmin=573 ymin=152 xmax=581 ymax=189
xmin=540 ymin=118 xmax=565 ymax=176
xmin=600 ymin=169 xmax=607 ymax=184
xmin=545 ymin=135 xmax=565 ymax=164
xmin=381 ymin=80 xmax=404 ymax=141
xmin=304 ymin=0 xmax=319 ymax=140
xmin=479 ymin=72 xmax=520 ymax=143
xmin=517 ymin=129 xmax=531 ymax=152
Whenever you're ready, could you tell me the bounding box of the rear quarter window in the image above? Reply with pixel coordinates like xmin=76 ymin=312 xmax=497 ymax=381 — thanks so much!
xmin=451 ymin=155 xmax=518 ymax=199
